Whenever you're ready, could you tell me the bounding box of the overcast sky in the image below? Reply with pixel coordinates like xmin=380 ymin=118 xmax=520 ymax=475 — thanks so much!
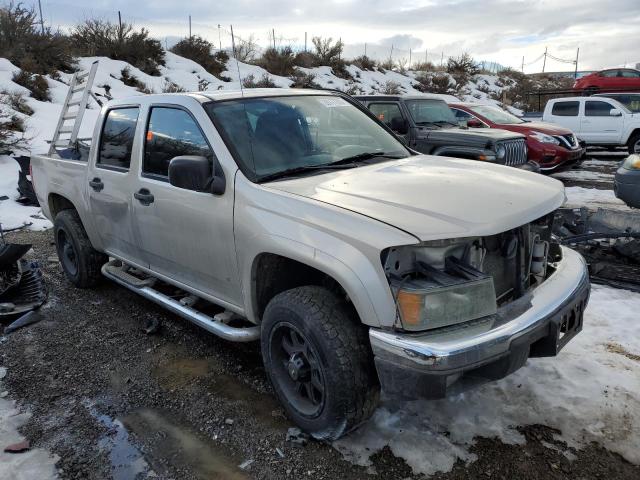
xmin=35 ymin=0 xmax=640 ymax=73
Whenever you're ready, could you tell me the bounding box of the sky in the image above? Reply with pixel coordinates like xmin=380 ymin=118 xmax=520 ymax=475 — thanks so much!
xmin=32 ymin=0 xmax=640 ymax=73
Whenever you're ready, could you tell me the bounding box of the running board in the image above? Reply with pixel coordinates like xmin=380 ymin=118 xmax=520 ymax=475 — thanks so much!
xmin=101 ymin=262 xmax=260 ymax=342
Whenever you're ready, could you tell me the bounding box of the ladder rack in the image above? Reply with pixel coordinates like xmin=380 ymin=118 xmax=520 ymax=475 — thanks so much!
xmin=48 ymin=61 xmax=99 ymax=155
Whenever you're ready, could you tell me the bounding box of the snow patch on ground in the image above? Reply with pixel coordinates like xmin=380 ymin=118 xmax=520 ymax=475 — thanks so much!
xmin=552 ymin=169 xmax=613 ymax=183
xmin=564 ymin=186 xmax=629 ymax=210
xmin=0 ymin=367 xmax=59 ymax=480
xmin=0 ymin=155 xmax=51 ymax=230
xmin=334 ymin=285 xmax=640 ymax=476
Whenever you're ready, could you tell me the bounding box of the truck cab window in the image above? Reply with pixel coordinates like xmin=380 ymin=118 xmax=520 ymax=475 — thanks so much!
xmin=585 ymin=101 xmax=616 ymax=116
xmin=97 ymin=107 xmax=139 ymax=170
xmin=551 ymin=102 xmax=579 ymax=116
xmin=368 ymin=103 xmax=405 ymax=129
xmin=144 ymin=107 xmax=213 ymax=177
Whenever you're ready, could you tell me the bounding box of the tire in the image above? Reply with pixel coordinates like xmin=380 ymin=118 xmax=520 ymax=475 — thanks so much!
xmin=53 ymin=209 xmax=107 ymax=288
xmin=261 ymin=286 xmax=380 ymax=440
xmin=628 ymin=132 xmax=640 ymax=155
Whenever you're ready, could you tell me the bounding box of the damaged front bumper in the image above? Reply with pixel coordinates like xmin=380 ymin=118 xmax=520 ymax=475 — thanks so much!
xmin=369 ymin=246 xmax=590 ymax=399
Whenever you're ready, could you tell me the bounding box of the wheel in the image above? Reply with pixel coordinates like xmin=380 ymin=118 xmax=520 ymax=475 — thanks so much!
xmin=628 ymin=132 xmax=640 ymax=155
xmin=53 ymin=209 xmax=107 ymax=288
xmin=261 ymin=286 xmax=380 ymax=440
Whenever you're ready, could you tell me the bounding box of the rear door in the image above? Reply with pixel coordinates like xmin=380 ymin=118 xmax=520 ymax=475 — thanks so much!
xmin=86 ymin=105 xmax=144 ymax=265
xmin=547 ymin=100 xmax=581 ymax=134
xmin=133 ymin=102 xmax=241 ymax=306
xmin=581 ymin=99 xmax=624 ymax=143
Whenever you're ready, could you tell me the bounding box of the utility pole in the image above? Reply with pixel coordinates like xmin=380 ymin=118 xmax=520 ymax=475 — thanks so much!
xmin=217 ymin=24 xmax=222 ymax=50
xmin=189 ymin=15 xmax=192 ymax=39
xmin=118 ymin=11 xmax=122 ymax=30
xmin=304 ymin=32 xmax=307 ymax=52
xmin=37 ymin=0 xmax=44 ymax=34
xmin=390 ymin=45 xmax=394 ymax=64
xmin=272 ymin=28 xmax=276 ymax=49
xmin=521 ymin=55 xmax=525 ymax=72
xmin=542 ymin=46 xmax=547 ymax=73
xmin=409 ymin=48 xmax=412 ymax=68
xmin=364 ymin=43 xmax=367 ymax=56
xmin=440 ymin=51 xmax=444 ymax=67
xmin=574 ymin=47 xmax=580 ymax=79
xmin=339 ymin=37 xmax=341 ymax=61
xmin=425 ymin=49 xmax=428 ymax=63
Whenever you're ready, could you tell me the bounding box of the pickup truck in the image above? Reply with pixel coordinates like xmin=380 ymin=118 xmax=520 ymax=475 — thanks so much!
xmin=31 ymin=88 xmax=590 ymax=440
xmin=543 ymin=96 xmax=640 ymax=154
xmin=354 ymin=94 xmax=538 ymax=170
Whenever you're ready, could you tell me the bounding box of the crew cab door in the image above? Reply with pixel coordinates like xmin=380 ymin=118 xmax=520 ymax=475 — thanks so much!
xmin=132 ymin=103 xmax=241 ymax=307
xmin=87 ymin=105 xmax=144 ymax=265
xmin=581 ymin=100 xmax=624 ymax=144
xmin=366 ymin=102 xmax=410 ymax=144
xmin=546 ymin=100 xmax=581 ymax=138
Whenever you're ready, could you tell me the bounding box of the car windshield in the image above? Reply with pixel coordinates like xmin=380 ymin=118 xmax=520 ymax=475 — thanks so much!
xmin=404 ymin=99 xmax=458 ymax=126
xmin=204 ymin=95 xmax=409 ymax=181
xmin=468 ymin=105 xmax=525 ymax=124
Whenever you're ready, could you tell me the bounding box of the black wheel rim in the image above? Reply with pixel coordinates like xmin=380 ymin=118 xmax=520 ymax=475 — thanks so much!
xmin=58 ymin=230 xmax=78 ymax=277
xmin=270 ymin=323 xmax=326 ymax=418
xmin=634 ymin=139 xmax=640 ymax=154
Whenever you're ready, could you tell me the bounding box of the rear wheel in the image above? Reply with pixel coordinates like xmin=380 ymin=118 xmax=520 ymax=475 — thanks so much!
xmin=628 ymin=133 xmax=640 ymax=155
xmin=261 ymin=286 xmax=379 ymax=440
xmin=54 ymin=210 xmax=107 ymax=288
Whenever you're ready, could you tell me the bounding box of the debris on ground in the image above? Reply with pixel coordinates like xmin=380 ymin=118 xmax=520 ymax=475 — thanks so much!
xmin=286 ymin=427 xmax=310 ymax=447
xmin=4 ymin=440 xmax=30 ymax=453
xmin=239 ymin=459 xmax=254 ymax=470
xmin=4 ymin=311 xmax=43 ymax=334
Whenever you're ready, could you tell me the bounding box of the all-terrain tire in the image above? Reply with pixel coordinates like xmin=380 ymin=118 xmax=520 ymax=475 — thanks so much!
xmin=53 ymin=209 xmax=107 ymax=288
xmin=628 ymin=132 xmax=640 ymax=155
xmin=261 ymin=286 xmax=380 ymax=440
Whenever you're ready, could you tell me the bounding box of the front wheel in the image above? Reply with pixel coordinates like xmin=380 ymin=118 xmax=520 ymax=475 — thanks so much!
xmin=261 ymin=286 xmax=380 ymax=440
xmin=628 ymin=133 xmax=640 ymax=155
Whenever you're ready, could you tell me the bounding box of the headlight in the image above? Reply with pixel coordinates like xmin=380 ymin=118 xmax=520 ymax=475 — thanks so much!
xmin=529 ymin=131 xmax=560 ymax=145
xmin=392 ymin=258 xmax=497 ymax=331
xmin=496 ymin=144 xmax=506 ymax=159
xmin=622 ymin=154 xmax=640 ymax=170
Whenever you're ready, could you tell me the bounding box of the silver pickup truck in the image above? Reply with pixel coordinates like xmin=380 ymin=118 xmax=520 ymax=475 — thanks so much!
xmin=31 ymin=88 xmax=590 ymax=440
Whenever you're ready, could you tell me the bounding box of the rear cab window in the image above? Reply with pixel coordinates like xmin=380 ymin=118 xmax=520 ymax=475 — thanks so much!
xmin=143 ymin=106 xmax=214 ymax=180
xmin=551 ymin=101 xmax=579 ymax=117
xmin=97 ymin=107 xmax=140 ymax=171
xmin=368 ymin=102 xmax=405 ymax=128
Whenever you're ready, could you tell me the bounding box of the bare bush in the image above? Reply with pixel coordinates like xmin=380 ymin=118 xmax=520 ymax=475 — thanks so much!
xmin=289 ymin=71 xmax=320 ymax=89
xmin=71 ymin=19 xmax=165 ymax=76
xmin=170 ymin=35 xmax=228 ymax=77
xmin=242 ymin=74 xmax=277 ymax=88
xmin=0 ymin=110 xmax=28 ymax=154
xmin=119 ymin=67 xmax=152 ymax=93
xmin=257 ymin=47 xmax=296 ymax=76
xmin=234 ymin=34 xmax=258 ymax=62
xmin=11 ymin=70 xmax=50 ymax=101
xmin=382 ymin=81 xmax=402 ymax=94
xmin=411 ymin=61 xmax=435 ymax=72
xmin=161 ymin=78 xmax=185 ymax=93
xmin=413 ymin=72 xmax=455 ymax=94
xmin=350 ymin=55 xmax=376 ymax=71
xmin=311 ymin=37 xmax=351 ymax=79
xmin=446 ymin=53 xmax=480 ymax=89
xmin=0 ymin=90 xmax=33 ymax=115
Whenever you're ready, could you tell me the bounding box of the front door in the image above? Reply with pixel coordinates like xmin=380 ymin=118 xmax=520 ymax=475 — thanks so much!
xmin=87 ymin=106 xmax=143 ymax=265
xmin=367 ymin=102 xmax=409 ymax=144
xmin=581 ymin=100 xmax=624 ymax=144
xmin=132 ymin=104 xmax=241 ymax=307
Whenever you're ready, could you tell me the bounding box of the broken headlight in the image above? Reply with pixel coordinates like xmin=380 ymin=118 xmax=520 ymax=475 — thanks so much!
xmin=389 ymin=255 xmax=497 ymax=331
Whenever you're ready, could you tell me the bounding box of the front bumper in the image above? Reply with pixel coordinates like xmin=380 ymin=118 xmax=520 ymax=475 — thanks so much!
xmin=370 ymin=246 xmax=590 ymax=399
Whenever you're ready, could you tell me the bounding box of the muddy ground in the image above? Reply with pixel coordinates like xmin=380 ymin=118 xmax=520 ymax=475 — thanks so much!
xmin=1 ymin=150 xmax=639 ymax=480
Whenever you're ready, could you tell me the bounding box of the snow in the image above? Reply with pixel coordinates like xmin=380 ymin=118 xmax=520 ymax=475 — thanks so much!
xmin=551 ymin=169 xmax=613 ymax=183
xmin=564 ymin=186 xmax=630 ymax=211
xmin=0 ymin=155 xmax=51 ymax=231
xmin=334 ymin=285 xmax=640 ymax=476
xmin=0 ymin=368 xmax=59 ymax=480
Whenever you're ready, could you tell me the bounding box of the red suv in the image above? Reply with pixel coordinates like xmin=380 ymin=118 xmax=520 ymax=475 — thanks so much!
xmin=574 ymin=68 xmax=640 ymax=94
xmin=449 ymin=103 xmax=585 ymax=172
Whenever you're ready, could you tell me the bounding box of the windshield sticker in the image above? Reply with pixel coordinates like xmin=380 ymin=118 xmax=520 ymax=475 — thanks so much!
xmin=318 ymin=97 xmax=350 ymax=107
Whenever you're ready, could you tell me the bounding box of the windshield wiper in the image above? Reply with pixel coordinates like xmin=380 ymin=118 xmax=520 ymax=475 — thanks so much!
xmin=433 ymin=120 xmax=458 ymax=127
xmin=327 ymin=151 xmax=406 ymax=166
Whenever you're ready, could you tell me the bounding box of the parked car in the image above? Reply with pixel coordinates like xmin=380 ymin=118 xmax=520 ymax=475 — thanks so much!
xmin=354 ymin=94 xmax=538 ymax=170
xmin=593 ymin=92 xmax=640 ymax=113
xmin=31 ymin=89 xmax=590 ymax=440
xmin=614 ymin=154 xmax=640 ymax=208
xmin=573 ymin=68 xmax=640 ymax=94
xmin=543 ymin=96 xmax=640 ymax=154
xmin=449 ymin=103 xmax=585 ymax=172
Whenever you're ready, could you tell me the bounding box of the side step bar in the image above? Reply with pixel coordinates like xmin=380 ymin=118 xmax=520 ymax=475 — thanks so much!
xmin=101 ymin=261 xmax=260 ymax=342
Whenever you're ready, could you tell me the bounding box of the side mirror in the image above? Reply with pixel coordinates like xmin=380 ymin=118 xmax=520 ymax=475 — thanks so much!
xmin=389 ymin=116 xmax=409 ymax=135
xmin=168 ymin=155 xmax=225 ymax=195
xmin=467 ymin=118 xmax=484 ymax=128
xmin=610 ymin=108 xmax=622 ymax=117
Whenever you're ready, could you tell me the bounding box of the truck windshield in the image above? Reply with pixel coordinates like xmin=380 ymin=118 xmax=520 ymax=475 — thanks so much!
xmin=468 ymin=105 xmax=525 ymax=125
xmin=405 ymin=99 xmax=458 ymax=126
xmin=204 ymin=95 xmax=409 ymax=182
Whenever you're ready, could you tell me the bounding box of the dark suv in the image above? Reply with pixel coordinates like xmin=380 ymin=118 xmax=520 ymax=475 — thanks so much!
xmin=355 ymin=95 xmax=537 ymax=170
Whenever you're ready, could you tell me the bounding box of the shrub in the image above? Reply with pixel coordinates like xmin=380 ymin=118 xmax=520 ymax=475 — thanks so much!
xmin=378 ymin=58 xmax=395 ymax=71
xmin=119 ymin=67 xmax=152 ymax=93
xmin=71 ymin=19 xmax=165 ymax=76
xmin=350 ymin=55 xmax=376 ymax=71
xmin=0 ymin=110 xmax=28 ymax=154
xmin=311 ymin=36 xmax=351 ymax=80
xmin=242 ymin=74 xmax=277 ymax=88
xmin=0 ymin=2 xmax=75 ymax=75
xmin=12 ymin=70 xmax=50 ymax=101
xmin=382 ymin=80 xmax=402 ymax=94
xmin=411 ymin=61 xmax=435 ymax=72
xmin=0 ymin=90 xmax=33 ymax=115
xmin=289 ymin=71 xmax=320 ymax=89
xmin=234 ymin=35 xmax=258 ymax=62
xmin=446 ymin=53 xmax=480 ymax=89
xmin=257 ymin=47 xmax=296 ymax=76
xmin=293 ymin=51 xmax=316 ymax=68
xmin=413 ymin=72 xmax=455 ymax=94
xmin=161 ymin=78 xmax=185 ymax=93
xmin=170 ymin=36 xmax=227 ymax=77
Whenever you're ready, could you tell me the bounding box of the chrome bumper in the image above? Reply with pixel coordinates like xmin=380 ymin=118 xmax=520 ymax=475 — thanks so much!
xmin=370 ymin=247 xmax=590 ymax=397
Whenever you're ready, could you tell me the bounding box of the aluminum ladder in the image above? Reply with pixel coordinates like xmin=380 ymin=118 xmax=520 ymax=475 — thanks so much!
xmin=48 ymin=61 xmax=99 ymax=154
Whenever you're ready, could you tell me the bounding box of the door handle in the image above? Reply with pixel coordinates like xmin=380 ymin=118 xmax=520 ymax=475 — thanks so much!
xmin=134 ymin=188 xmax=154 ymax=206
xmin=89 ymin=178 xmax=104 ymax=192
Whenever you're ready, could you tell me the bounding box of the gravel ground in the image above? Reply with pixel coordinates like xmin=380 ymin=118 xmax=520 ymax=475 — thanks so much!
xmin=1 ymin=151 xmax=639 ymax=479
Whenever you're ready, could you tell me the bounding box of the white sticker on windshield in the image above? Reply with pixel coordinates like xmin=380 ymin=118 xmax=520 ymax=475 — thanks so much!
xmin=318 ymin=97 xmax=350 ymax=107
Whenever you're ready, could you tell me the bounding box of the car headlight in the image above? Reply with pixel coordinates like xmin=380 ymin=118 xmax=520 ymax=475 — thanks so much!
xmin=529 ymin=131 xmax=560 ymax=145
xmin=496 ymin=144 xmax=506 ymax=160
xmin=622 ymin=154 xmax=640 ymax=170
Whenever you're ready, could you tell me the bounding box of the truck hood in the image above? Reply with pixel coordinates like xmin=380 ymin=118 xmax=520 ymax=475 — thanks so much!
xmin=419 ymin=126 xmax=524 ymax=145
xmin=266 ymin=155 xmax=565 ymax=241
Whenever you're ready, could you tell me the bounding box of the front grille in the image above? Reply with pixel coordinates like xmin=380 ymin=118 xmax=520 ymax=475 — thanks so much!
xmin=500 ymin=138 xmax=528 ymax=166
xmin=554 ymin=133 xmax=578 ymax=149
